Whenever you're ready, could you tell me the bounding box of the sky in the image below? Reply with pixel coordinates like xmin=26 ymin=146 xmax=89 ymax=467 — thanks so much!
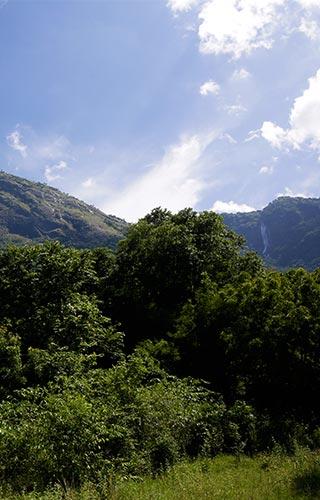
xmin=1 ymin=0 xmax=320 ymax=221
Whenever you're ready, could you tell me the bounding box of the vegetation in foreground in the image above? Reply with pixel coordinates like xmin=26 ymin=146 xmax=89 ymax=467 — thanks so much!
xmin=1 ymin=208 xmax=320 ymax=495
xmin=102 ymin=450 xmax=320 ymax=500
xmin=2 ymin=450 xmax=320 ymax=499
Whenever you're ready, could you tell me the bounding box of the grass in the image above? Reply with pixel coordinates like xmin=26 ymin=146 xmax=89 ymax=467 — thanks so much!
xmin=113 ymin=451 xmax=320 ymax=500
xmin=2 ymin=449 xmax=320 ymax=500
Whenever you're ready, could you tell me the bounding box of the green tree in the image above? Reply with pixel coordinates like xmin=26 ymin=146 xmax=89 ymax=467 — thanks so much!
xmin=173 ymin=268 xmax=320 ymax=422
xmin=0 ymin=242 xmax=97 ymax=347
xmin=0 ymin=325 xmax=25 ymax=398
xmin=111 ymin=208 xmax=252 ymax=345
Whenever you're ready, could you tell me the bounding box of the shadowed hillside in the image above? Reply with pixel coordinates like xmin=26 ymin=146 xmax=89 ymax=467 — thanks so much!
xmin=0 ymin=171 xmax=128 ymax=248
xmin=223 ymin=197 xmax=320 ymax=270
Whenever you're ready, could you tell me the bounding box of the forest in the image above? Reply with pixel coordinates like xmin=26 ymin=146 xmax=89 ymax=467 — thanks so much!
xmin=1 ymin=208 xmax=320 ymax=497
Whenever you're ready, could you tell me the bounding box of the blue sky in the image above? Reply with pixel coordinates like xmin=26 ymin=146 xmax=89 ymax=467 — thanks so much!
xmin=1 ymin=0 xmax=320 ymax=220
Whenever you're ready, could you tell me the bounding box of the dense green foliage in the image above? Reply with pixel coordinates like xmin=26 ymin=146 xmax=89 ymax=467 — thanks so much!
xmin=109 ymin=207 xmax=259 ymax=344
xmin=0 ymin=171 xmax=127 ymax=248
xmin=1 ymin=207 xmax=320 ymax=496
xmin=223 ymin=196 xmax=320 ymax=270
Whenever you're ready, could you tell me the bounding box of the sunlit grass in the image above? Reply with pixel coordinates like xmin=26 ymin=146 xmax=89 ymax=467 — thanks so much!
xmin=3 ymin=449 xmax=320 ymax=500
xmin=113 ymin=450 xmax=320 ymax=500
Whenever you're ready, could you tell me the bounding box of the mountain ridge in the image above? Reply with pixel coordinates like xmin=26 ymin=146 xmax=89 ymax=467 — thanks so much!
xmin=0 ymin=170 xmax=319 ymax=269
xmin=0 ymin=170 xmax=128 ymax=248
xmin=222 ymin=196 xmax=320 ymax=270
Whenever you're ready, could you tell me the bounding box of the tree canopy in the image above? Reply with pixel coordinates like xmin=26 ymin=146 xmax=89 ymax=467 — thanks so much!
xmin=0 ymin=209 xmax=320 ymax=494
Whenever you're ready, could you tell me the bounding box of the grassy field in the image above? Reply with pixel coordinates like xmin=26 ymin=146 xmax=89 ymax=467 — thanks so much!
xmin=2 ymin=450 xmax=320 ymax=500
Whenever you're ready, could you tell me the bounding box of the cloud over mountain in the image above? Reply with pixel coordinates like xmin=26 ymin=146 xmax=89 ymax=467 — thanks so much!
xmin=211 ymin=200 xmax=256 ymax=213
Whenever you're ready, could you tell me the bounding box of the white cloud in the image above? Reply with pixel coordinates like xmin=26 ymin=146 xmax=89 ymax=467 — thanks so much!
xmin=31 ymin=135 xmax=72 ymax=162
xmin=261 ymin=68 xmax=320 ymax=150
xmin=82 ymin=177 xmax=96 ymax=188
xmin=260 ymin=121 xmax=288 ymax=148
xmin=245 ymin=129 xmax=261 ymax=142
xmin=6 ymin=126 xmax=72 ymax=172
xmin=167 ymin=0 xmax=320 ymax=59
xmin=297 ymin=0 xmax=320 ymax=8
xmin=103 ymin=133 xmax=215 ymax=221
xmin=220 ymin=132 xmax=238 ymax=144
xmin=211 ymin=200 xmax=256 ymax=213
xmin=198 ymin=0 xmax=286 ymax=59
xmin=44 ymin=167 xmax=58 ymax=183
xmin=299 ymin=17 xmax=320 ymax=39
xmin=199 ymin=80 xmax=220 ymax=96
xmin=232 ymin=68 xmax=251 ymax=80
xmin=44 ymin=160 xmax=68 ymax=183
xmin=277 ymin=186 xmax=309 ymax=197
xmin=259 ymin=165 xmax=274 ymax=174
xmin=6 ymin=130 xmax=28 ymax=158
xmin=166 ymin=0 xmax=199 ymax=12
xmin=226 ymin=103 xmax=247 ymax=115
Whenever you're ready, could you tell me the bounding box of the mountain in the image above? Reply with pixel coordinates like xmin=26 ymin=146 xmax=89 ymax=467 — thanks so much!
xmin=1 ymin=172 xmax=319 ymax=269
xmin=222 ymin=197 xmax=320 ymax=270
xmin=0 ymin=171 xmax=128 ymax=248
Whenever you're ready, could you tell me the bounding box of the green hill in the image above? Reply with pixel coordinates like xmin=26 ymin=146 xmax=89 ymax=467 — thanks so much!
xmin=222 ymin=197 xmax=320 ymax=270
xmin=1 ymin=172 xmax=319 ymax=269
xmin=0 ymin=171 xmax=128 ymax=248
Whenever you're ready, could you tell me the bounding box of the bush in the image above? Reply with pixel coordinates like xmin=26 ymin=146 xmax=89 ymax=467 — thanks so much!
xmin=0 ymin=352 xmax=257 ymax=492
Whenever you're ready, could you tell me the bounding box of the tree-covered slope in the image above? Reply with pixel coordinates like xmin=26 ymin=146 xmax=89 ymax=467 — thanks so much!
xmin=222 ymin=197 xmax=320 ymax=270
xmin=0 ymin=171 xmax=128 ymax=248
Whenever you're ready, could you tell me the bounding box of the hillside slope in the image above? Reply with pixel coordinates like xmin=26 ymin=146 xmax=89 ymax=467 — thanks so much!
xmin=0 ymin=171 xmax=128 ymax=248
xmin=223 ymin=197 xmax=320 ymax=270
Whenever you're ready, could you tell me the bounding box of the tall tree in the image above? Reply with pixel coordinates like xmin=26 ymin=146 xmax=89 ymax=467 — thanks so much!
xmin=110 ymin=208 xmax=253 ymax=345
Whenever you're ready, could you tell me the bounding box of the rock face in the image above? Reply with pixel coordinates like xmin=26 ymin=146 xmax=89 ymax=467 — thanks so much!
xmin=0 ymin=171 xmax=128 ymax=249
xmin=222 ymin=197 xmax=320 ymax=270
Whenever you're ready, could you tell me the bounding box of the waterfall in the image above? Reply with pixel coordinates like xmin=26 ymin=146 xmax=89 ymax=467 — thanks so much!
xmin=260 ymin=222 xmax=269 ymax=256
